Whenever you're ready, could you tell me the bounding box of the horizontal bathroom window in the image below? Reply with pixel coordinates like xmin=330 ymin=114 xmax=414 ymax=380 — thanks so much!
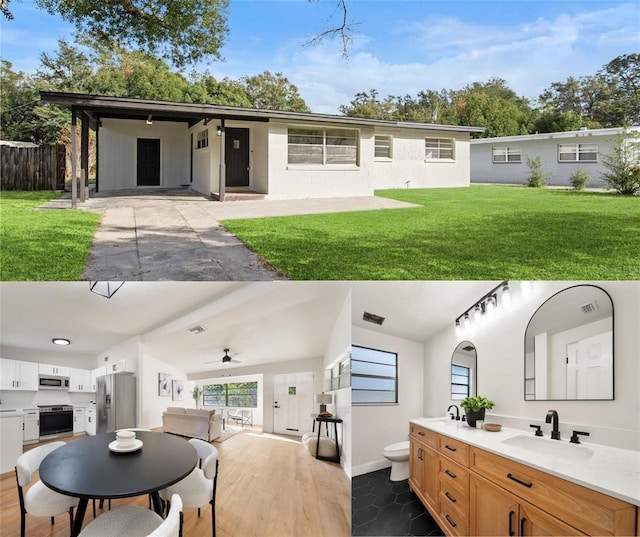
xmin=352 ymin=345 xmax=398 ymax=405
xmin=451 ymin=364 xmax=470 ymax=400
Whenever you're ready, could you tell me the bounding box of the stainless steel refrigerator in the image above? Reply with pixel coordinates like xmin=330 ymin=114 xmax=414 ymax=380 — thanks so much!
xmin=96 ymin=373 xmax=136 ymax=434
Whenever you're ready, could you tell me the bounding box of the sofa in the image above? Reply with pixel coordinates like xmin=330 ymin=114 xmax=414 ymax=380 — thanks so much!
xmin=162 ymin=407 xmax=223 ymax=442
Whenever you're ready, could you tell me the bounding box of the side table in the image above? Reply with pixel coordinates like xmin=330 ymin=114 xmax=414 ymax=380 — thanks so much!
xmin=313 ymin=415 xmax=343 ymax=463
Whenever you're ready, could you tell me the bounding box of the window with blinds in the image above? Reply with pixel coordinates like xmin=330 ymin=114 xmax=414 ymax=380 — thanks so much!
xmin=558 ymin=143 xmax=598 ymax=162
xmin=374 ymin=135 xmax=392 ymax=159
xmin=288 ymin=127 xmax=358 ymax=165
xmin=492 ymin=147 xmax=521 ymax=163
xmin=425 ymin=138 xmax=454 ymax=159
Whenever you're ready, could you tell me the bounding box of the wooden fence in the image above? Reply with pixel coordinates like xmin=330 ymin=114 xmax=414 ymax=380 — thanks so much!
xmin=0 ymin=144 xmax=66 ymax=191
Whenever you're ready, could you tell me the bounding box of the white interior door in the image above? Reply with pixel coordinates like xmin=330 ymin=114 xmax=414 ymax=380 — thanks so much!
xmin=566 ymin=330 xmax=613 ymax=399
xmin=273 ymin=372 xmax=314 ymax=436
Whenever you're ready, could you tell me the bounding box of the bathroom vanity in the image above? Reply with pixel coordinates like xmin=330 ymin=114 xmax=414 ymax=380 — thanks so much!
xmin=409 ymin=419 xmax=639 ymax=536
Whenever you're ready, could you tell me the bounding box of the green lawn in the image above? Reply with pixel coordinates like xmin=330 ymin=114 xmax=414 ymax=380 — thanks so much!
xmin=223 ymin=186 xmax=640 ymax=280
xmin=0 ymin=191 xmax=101 ymax=280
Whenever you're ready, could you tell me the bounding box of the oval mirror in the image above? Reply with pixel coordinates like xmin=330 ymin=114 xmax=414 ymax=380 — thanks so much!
xmin=524 ymin=285 xmax=613 ymax=401
xmin=451 ymin=341 xmax=477 ymax=400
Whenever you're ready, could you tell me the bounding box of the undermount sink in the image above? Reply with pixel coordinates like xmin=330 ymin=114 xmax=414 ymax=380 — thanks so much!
xmin=502 ymin=435 xmax=593 ymax=461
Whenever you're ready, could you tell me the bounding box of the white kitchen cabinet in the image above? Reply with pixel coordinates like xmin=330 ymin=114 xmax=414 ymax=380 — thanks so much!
xmin=90 ymin=366 xmax=107 ymax=392
xmin=69 ymin=368 xmax=92 ymax=392
xmin=85 ymin=408 xmax=96 ymax=436
xmin=0 ymin=414 xmax=23 ymax=473
xmin=106 ymin=360 xmax=131 ymax=374
xmin=22 ymin=409 xmax=39 ymax=444
xmin=73 ymin=407 xmax=86 ymax=434
xmin=0 ymin=359 xmax=38 ymax=391
xmin=38 ymin=363 xmax=70 ymax=377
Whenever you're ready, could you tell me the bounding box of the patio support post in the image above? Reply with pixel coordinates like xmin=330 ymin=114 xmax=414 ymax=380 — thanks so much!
xmin=80 ymin=111 xmax=89 ymax=202
xmin=71 ymin=108 xmax=77 ymax=209
xmin=219 ymin=119 xmax=226 ymax=202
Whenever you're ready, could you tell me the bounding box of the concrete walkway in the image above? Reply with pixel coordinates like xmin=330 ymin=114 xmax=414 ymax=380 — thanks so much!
xmin=41 ymin=189 xmax=418 ymax=281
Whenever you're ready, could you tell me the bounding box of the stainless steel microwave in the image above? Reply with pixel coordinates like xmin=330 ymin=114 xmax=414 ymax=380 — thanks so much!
xmin=39 ymin=376 xmax=70 ymax=389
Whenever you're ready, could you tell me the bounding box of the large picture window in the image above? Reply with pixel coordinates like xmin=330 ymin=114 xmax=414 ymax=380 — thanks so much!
xmin=558 ymin=143 xmax=597 ymax=162
xmin=288 ymin=127 xmax=358 ymax=165
xmin=352 ymin=345 xmax=398 ymax=405
xmin=203 ymin=382 xmax=258 ymax=407
xmin=425 ymin=138 xmax=454 ymax=160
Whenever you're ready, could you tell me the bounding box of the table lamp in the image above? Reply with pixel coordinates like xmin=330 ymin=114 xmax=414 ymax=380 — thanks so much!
xmin=315 ymin=393 xmax=333 ymax=414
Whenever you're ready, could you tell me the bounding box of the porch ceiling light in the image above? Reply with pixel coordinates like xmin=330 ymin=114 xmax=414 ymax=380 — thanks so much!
xmin=89 ymin=281 xmax=124 ymax=299
xmin=52 ymin=338 xmax=70 ymax=346
xmin=216 ymin=125 xmax=222 ymax=136
xmin=146 ymin=115 xmax=153 ymax=125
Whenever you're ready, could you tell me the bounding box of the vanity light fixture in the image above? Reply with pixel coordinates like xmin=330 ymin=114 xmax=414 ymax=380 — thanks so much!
xmin=454 ymin=281 xmax=510 ymax=334
xmin=501 ymin=282 xmax=512 ymax=308
xmin=52 ymin=338 xmax=70 ymax=346
xmin=473 ymin=303 xmax=483 ymax=324
xmin=463 ymin=313 xmax=471 ymax=331
xmin=455 ymin=319 xmax=462 ymax=337
xmin=485 ymin=295 xmax=496 ymax=317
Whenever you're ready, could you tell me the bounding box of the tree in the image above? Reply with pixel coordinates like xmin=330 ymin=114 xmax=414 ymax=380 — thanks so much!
xmin=600 ymin=132 xmax=640 ymax=195
xmin=598 ymin=53 xmax=640 ymax=126
xmin=190 ymin=73 xmax=252 ymax=107
xmin=532 ymin=111 xmax=593 ymax=134
xmin=3 ymin=0 xmax=230 ymax=68
xmin=241 ymin=71 xmax=310 ymax=112
xmin=339 ymin=89 xmax=395 ymax=119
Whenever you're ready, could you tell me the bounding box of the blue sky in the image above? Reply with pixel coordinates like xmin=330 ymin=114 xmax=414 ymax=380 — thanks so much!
xmin=1 ymin=0 xmax=638 ymax=113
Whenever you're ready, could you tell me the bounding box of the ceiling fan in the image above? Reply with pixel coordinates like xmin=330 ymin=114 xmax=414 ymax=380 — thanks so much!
xmin=205 ymin=349 xmax=241 ymax=365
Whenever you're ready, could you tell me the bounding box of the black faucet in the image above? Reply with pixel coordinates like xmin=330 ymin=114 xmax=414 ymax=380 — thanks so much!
xmin=545 ymin=410 xmax=560 ymax=440
xmin=447 ymin=404 xmax=460 ymax=420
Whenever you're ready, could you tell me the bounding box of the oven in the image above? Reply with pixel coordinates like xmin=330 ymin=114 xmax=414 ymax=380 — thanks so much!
xmin=38 ymin=405 xmax=73 ymax=440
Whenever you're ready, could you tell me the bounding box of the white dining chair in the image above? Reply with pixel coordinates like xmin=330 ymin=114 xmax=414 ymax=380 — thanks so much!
xmin=15 ymin=441 xmax=79 ymax=537
xmin=79 ymin=493 xmax=182 ymax=537
xmin=159 ymin=438 xmax=219 ymax=537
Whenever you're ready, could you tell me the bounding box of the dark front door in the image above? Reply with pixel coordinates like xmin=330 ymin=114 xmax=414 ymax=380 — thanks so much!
xmin=225 ymin=128 xmax=250 ymax=187
xmin=137 ymin=138 xmax=160 ymax=186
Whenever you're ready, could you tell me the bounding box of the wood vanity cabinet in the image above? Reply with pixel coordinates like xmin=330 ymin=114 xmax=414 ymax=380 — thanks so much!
xmin=408 ymin=424 xmax=638 ymax=537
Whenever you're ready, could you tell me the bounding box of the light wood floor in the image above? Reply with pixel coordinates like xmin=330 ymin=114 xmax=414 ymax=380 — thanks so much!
xmin=0 ymin=428 xmax=351 ymax=537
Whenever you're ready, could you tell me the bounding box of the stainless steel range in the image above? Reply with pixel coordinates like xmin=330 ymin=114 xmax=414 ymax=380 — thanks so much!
xmin=38 ymin=405 xmax=73 ymax=440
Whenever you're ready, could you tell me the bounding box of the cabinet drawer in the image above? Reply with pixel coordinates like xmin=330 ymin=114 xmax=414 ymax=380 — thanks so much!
xmin=439 ymin=500 xmax=469 ymax=537
xmin=438 ymin=456 xmax=469 ymax=499
xmin=470 ymin=447 xmax=636 ymax=536
xmin=438 ymin=435 xmax=470 ymax=467
xmin=410 ymin=423 xmax=437 ymax=448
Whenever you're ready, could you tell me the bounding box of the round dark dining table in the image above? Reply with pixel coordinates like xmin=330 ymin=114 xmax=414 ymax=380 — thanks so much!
xmin=39 ymin=431 xmax=197 ymax=537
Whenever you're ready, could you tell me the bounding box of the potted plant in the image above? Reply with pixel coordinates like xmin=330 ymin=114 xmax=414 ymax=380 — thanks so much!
xmin=460 ymin=396 xmax=495 ymax=427
xmin=192 ymin=385 xmax=203 ymax=409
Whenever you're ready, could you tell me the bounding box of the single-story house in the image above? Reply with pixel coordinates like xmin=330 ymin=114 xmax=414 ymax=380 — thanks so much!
xmin=470 ymin=127 xmax=640 ymax=188
xmin=40 ymin=91 xmax=483 ymax=202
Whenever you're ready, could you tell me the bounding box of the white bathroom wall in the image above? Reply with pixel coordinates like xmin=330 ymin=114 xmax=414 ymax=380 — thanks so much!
xmin=423 ymin=281 xmax=640 ymax=450
xmin=352 ymin=326 xmax=424 ymax=476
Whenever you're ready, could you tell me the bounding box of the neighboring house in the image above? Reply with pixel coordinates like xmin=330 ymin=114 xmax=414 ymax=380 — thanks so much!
xmin=40 ymin=91 xmax=483 ymax=201
xmin=470 ymin=127 xmax=640 ymax=188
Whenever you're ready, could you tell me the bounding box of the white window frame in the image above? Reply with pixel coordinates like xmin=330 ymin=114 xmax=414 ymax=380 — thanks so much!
xmin=492 ymin=146 xmax=521 ymax=163
xmin=374 ymin=135 xmax=392 ymax=160
xmin=196 ymin=129 xmax=209 ymax=150
xmin=351 ymin=344 xmax=398 ymax=405
xmin=425 ymin=137 xmax=455 ymax=160
xmin=558 ymin=143 xmax=598 ymax=163
xmin=288 ymin=127 xmax=359 ymax=166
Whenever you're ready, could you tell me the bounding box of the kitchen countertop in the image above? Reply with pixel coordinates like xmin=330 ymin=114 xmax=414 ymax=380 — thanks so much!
xmin=411 ymin=417 xmax=640 ymax=506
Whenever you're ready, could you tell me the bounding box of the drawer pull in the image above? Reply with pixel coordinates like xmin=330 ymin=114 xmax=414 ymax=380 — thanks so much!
xmin=417 ymin=431 xmax=425 ymax=436
xmin=507 ymin=473 xmax=533 ymax=488
xmin=508 ymin=510 xmax=515 ymax=536
xmin=445 ymin=491 xmax=457 ymax=503
xmin=444 ymin=444 xmax=457 ymax=452
xmin=445 ymin=514 xmax=457 ymax=528
xmin=445 ymin=469 xmax=457 ymax=479
xmin=520 ymin=517 xmax=526 ymax=535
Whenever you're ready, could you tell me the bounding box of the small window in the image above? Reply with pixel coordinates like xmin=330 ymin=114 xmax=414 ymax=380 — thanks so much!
xmin=451 ymin=365 xmax=470 ymax=400
xmin=352 ymin=345 xmax=398 ymax=405
xmin=196 ymin=129 xmax=209 ymax=150
xmin=203 ymin=381 xmax=258 ymax=407
xmin=492 ymin=147 xmax=521 ymax=163
xmin=374 ymin=135 xmax=392 ymax=159
xmin=558 ymin=143 xmax=597 ymax=162
xmin=425 ymin=138 xmax=454 ymax=160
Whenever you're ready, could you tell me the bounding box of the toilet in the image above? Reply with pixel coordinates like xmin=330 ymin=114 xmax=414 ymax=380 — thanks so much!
xmin=383 ymin=441 xmax=410 ymax=481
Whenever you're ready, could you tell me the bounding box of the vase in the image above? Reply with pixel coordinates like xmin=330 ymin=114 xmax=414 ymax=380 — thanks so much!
xmin=465 ymin=408 xmax=486 ymax=427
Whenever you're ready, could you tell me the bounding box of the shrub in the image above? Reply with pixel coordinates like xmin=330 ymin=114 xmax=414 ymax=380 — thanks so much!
xmin=570 ymin=169 xmax=590 ymax=190
xmin=526 ymin=155 xmax=552 ymax=187
xmin=600 ymin=132 xmax=640 ymax=195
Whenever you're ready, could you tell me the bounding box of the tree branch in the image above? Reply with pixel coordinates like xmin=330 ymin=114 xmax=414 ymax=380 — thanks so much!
xmin=304 ymin=0 xmax=358 ymax=59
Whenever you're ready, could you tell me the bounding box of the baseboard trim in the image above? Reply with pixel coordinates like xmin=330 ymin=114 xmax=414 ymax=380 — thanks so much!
xmin=352 ymin=459 xmax=391 ymax=477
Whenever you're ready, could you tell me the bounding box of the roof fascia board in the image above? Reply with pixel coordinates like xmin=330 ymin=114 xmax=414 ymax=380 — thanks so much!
xmin=471 ymin=127 xmax=637 ymax=145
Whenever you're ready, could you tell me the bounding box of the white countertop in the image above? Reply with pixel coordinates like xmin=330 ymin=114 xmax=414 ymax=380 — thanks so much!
xmin=411 ymin=417 xmax=640 ymax=506
xmin=0 ymin=409 xmax=24 ymax=417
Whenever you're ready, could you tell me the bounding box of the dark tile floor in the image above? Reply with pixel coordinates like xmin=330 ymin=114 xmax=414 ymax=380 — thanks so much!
xmin=352 ymin=468 xmax=444 ymax=536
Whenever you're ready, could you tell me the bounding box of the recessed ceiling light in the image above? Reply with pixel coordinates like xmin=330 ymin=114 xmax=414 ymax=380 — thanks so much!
xmin=52 ymin=338 xmax=71 ymax=346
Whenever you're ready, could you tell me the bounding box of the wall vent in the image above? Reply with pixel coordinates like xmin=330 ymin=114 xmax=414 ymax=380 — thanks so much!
xmin=363 ymin=311 xmax=385 ymax=325
xmin=462 ymin=345 xmax=475 ymax=352
xmin=187 ymin=325 xmax=207 ymax=335
xmin=579 ymin=301 xmax=599 ymax=314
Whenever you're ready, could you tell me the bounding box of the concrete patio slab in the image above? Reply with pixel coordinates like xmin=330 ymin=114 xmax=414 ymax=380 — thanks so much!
xmin=40 ymin=189 xmax=419 ymax=281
